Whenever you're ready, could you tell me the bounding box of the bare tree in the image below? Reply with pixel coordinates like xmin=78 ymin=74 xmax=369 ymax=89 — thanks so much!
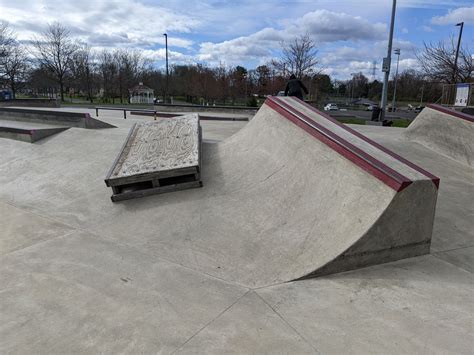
xmin=70 ymin=44 xmax=96 ymax=102
xmin=3 ymin=45 xmax=29 ymax=98
xmin=0 ymin=21 xmax=15 ymax=81
xmin=114 ymin=49 xmax=148 ymax=103
xmin=0 ymin=21 xmax=14 ymax=59
xmin=272 ymin=34 xmax=319 ymax=78
xmin=98 ymin=50 xmax=117 ymax=103
xmin=416 ymin=38 xmax=473 ymax=84
xmin=33 ymin=23 xmax=78 ymax=101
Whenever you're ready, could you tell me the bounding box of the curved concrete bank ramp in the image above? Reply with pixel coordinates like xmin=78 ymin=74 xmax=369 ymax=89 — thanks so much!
xmin=206 ymin=96 xmax=440 ymax=283
xmin=0 ymin=107 xmax=116 ymax=129
xmin=105 ymin=96 xmax=438 ymax=287
xmin=0 ymin=97 xmax=440 ymax=288
xmin=405 ymin=104 xmax=474 ymax=167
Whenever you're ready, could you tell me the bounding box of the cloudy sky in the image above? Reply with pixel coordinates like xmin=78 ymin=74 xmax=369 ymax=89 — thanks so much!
xmin=0 ymin=0 xmax=473 ymax=79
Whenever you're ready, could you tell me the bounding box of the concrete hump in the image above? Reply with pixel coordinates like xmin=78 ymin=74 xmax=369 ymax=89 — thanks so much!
xmin=195 ymin=96 xmax=439 ymax=286
xmin=0 ymin=125 xmax=69 ymax=143
xmin=0 ymin=107 xmax=116 ymax=129
xmin=405 ymin=104 xmax=474 ymax=167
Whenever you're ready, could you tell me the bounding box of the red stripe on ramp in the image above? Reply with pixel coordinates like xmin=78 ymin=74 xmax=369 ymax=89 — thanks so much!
xmin=266 ymin=97 xmax=412 ymax=192
xmin=426 ymin=104 xmax=474 ymax=123
xmin=293 ymin=98 xmax=440 ymax=189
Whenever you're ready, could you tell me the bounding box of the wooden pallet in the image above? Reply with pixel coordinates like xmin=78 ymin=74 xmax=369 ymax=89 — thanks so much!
xmin=105 ymin=114 xmax=202 ymax=202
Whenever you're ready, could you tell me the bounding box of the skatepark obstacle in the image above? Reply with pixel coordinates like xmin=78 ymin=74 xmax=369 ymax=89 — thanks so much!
xmin=0 ymin=121 xmax=69 ymax=143
xmin=0 ymin=107 xmax=116 ymax=129
xmin=105 ymin=114 xmax=202 ymax=202
xmin=405 ymin=104 xmax=474 ymax=167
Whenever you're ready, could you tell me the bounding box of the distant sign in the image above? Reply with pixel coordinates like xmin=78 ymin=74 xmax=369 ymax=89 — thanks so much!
xmin=381 ymin=57 xmax=391 ymax=72
xmin=455 ymin=84 xmax=469 ymax=106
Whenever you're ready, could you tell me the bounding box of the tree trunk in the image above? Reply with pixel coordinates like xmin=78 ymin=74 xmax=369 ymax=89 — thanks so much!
xmin=10 ymin=79 xmax=16 ymax=99
xmin=59 ymin=79 xmax=65 ymax=102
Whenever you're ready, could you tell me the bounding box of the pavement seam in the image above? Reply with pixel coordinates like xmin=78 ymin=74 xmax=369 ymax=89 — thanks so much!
xmin=431 ymin=253 xmax=473 ymax=274
xmin=1 ymin=199 xmax=251 ymax=290
xmin=0 ymin=229 xmax=78 ymax=260
xmin=255 ymin=291 xmax=321 ymax=354
xmin=431 ymin=245 xmax=474 ymax=254
xmin=170 ymin=290 xmax=251 ymax=354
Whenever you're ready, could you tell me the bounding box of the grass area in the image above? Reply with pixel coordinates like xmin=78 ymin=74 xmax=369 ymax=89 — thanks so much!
xmin=336 ymin=117 xmax=412 ymax=128
xmin=336 ymin=118 xmax=366 ymax=125
xmin=391 ymin=119 xmax=411 ymax=128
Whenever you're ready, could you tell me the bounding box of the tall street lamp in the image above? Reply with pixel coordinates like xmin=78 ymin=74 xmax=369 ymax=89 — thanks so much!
xmin=453 ymin=22 xmax=464 ymax=83
xmin=163 ymin=33 xmax=169 ymax=103
xmin=391 ymin=48 xmax=401 ymax=112
xmin=350 ymin=72 xmax=357 ymax=102
xmin=380 ymin=0 xmax=397 ymax=121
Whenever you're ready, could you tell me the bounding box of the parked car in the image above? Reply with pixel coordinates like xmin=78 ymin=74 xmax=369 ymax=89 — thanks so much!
xmin=277 ymin=91 xmax=286 ymax=96
xmin=414 ymin=106 xmax=425 ymax=113
xmin=324 ymin=103 xmax=339 ymax=111
xmin=366 ymin=105 xmax=378 ymax=111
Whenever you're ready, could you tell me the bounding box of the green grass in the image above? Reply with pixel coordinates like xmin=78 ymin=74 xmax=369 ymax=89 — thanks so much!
xmin=336 ymin=118 xmax=366 ymax=125
xmin=391 ymin=119 xmax=411 ymax=128
xmin=336 ymin=117 xmax=412 ymax=128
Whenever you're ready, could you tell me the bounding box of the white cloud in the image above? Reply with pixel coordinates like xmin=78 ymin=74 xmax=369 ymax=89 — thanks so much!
xmin=141 ymin=49 xmax=194 ymax=63
xmin=0 ymin=0 xmax=199 ymax=50
xmin=197 ymin=9 xmax=387 ymax=65
xmin=431 ymin=7 xmax=474 ymax=25
xmin=298 ymin=10 xmax=386 ymax=42
xmin=422 ymin=25 xmax=434 ymax=32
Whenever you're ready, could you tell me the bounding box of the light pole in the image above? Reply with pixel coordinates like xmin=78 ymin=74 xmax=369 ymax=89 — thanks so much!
xmin=350 ymin=72 xmax=357 ymax=102
xmin=453 ymin=22 xmax=464 ymax=83
xmin=380 ymin=0 xmax=397 ymax=121
xmin=163 ymin=33 xmax=169 ymax=103
xmin=391 ymin=48 xmax=400 ymax=112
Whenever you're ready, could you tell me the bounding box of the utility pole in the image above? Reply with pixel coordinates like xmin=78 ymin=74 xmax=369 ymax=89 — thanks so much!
xmin=391 ymin=48 xmax=400 ymax=112
xmin=380 ymin=0 xmax=397 ymax=121
xmin=163 ymin=33 xmax=169 ymax=103
xmin=350 ymin=72 xmax=356 ymax=102
xmin=453 ymin=22 xmax=464 ymax=83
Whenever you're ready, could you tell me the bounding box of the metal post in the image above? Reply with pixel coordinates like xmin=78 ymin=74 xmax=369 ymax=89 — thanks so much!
xmin=350 ymin=73 xmax=356 ymax=103
xmin=380 ymin=0 xmax=397 ymax=121
xmin=453 ymin=22 xmax=464 ymax=83
xmin=96 ymin=107 xmax=99 ymax=116
xmin=420 ymin=84 xmax=424 ymax=106
xmin=163 ymin=33 xmax=169 ymax=104
xmin=392 ymin=48 xmax=400 ymax=112
xmin=123 ymin=110 xmax=126 ymax=119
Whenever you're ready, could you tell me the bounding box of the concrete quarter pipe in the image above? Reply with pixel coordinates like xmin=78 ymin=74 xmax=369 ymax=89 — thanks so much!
xmin=130 ymin=96 xmax=440 ymax=287
xmin=405 ymin=104 xmax=474 ymax=167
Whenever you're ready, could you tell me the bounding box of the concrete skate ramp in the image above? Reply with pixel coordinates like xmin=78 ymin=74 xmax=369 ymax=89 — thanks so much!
xmin=0 ymin=107 xmax=116 ymax=129
xmin=124 ymin=96 xmax=438 ymax=286
xmin=405 ymin=104 xmax=474 ymax=167
xmin=0 ymin=97 xmax=440 ymax=287
xmin=0 ymin=120 xmax=69 ymax=142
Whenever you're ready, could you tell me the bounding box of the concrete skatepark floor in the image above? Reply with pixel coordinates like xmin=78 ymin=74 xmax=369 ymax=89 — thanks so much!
xmin=0 ymin=107 xmax=473 ymax=354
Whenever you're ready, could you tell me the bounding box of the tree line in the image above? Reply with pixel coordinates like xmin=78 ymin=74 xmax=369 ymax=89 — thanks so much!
xmin=1 ymin=21 xmax=472 ymax=105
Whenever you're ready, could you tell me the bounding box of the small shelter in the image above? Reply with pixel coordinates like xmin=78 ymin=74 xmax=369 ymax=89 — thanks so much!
xmin=129 ymin=82 xmax=154 ymax=104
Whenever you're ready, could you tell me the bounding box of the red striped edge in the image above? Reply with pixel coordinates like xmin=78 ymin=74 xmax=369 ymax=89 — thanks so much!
xmin=266 ymin=97 xmax=412 ymax=192
xmin=294 ymin=98 xmax=440 ymax=189
xmin=426 ymin=104 xmax=474 ymax=123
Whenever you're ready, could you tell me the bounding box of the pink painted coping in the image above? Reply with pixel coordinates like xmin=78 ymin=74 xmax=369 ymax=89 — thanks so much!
xmin=266 ymin=96 xmax=439 ymax=192
xmin=426 ymin=104 xmax=474 ymax=123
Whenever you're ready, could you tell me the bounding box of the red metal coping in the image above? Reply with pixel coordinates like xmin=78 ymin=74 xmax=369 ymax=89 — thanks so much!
xmin=266 ymin=96 xmax=439 ymax=192
xmin=426 ymin=104 xmax=474 ymax=123
xmin=295 ymin=98 xmax=440 ymax=189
